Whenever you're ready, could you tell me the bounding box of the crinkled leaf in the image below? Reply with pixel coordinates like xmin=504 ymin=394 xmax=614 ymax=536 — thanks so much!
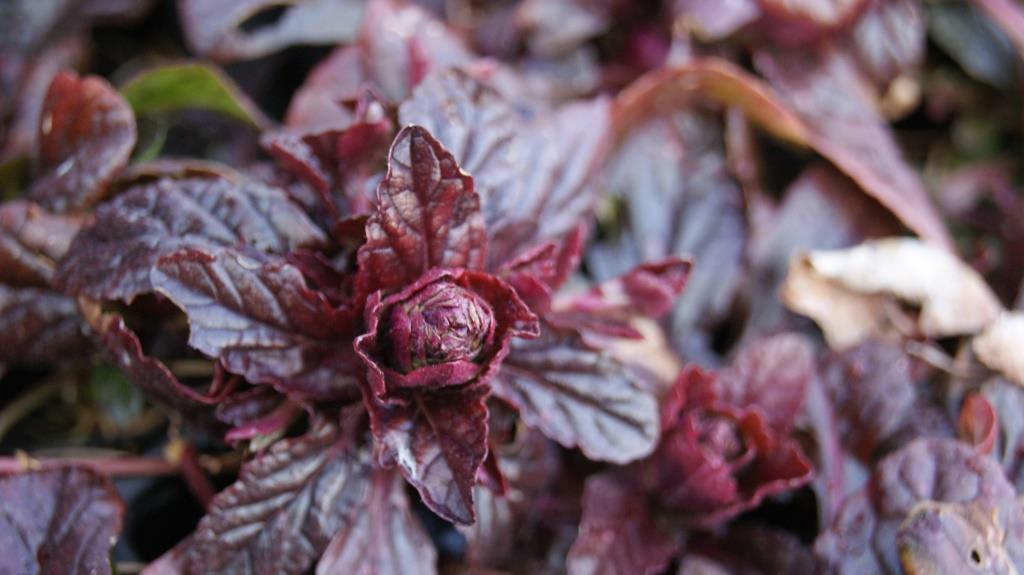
xmin=151 ymin=248 xmax=358 ymax=401
xmin=716 ymin=333 xmax=814 ymax=434
xmin=178 ymin=0 xmax=365 ymax=61
xmin=315 ymin=468 xmax=437 ymax=575
xmin=57 ymin=175 xmax=327 ymax=302
xmin=755 ymin=48 xmax=952 ymax=248
xmin=492 ymin=322 xmax=660 ymax=464
xmin=399 ymin=69 xmax=610 ymax=269
xmin=0 ymin=285 xmax=87 ymax=364
xmin=783 ymin=238 xmax=1003 ymax=349
xmin=367 ymin=385 xmax=489 ymax=525
xmin=356 ymin=0 xmax=472 ymax=103
xmin=29 ymin=71 xmax=136 ymax=212
xmin=0 ymin=467 xmax=124 ymax=575
xmin=974 ymin=312 xmax=1024 ymax=388
xmin=120 ymin=62 xmax=270 ymax=128
xmin=0 ymin=200 xmax=82 ymax=286
xmin=356 ymin=125 xmax=485 ymax=295
xmin=816 ymin=438 xmax=1024 ymax=573
xmin=183 ymin=422 xmax=370 ymax=575
xmin=78 ymin=298 xmax=221 ymax=415
xmin=756 ymin=0 xmax=866 ymax=42
xmin=928 ymin=2 xmax=1018 ymax=89
xmin=566 ymin=473 xmax=677 ymax=575
xmin=515 ymin=0 xmax=611 ymax=57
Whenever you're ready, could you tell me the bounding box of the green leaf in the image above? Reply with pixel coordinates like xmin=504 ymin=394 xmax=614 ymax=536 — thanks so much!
xmin=120 ymin=63 xmax=270 ymax=129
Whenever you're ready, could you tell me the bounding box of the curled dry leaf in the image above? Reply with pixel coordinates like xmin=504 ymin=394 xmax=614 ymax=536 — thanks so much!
xmin=0 ymin=467 xmax=124 ymax=575
xmin=782 ymin=238 xmax=1003 ymax=350
xmin=973 ymin=312 xmax=1024 ymax=388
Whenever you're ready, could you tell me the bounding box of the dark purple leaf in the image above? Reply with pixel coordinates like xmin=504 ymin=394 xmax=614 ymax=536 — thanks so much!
xmin=315 ymin=468 xmax=437 ymax=575
xmin=183 ymin=421 xmax=370 ymax=575
xmin=0 ymin=467 xmax=124 ymax=575
xmin=356 ymin=268 xmax=539 ymax=397
xmin=515 ymin=0 xmax=611 ymax=57
xmin=566 ymin=473 xmax=677 ymax=575
xmin=150 ymin=247 xmax=359 ymax=401
xmin=400 ymin=69 xmax=611 ymax=269
xmin=367 ymin=385 xmax=489 ymax=525
xmin=78 ymin=298 xmax=222 ymax=415
xmin=754 ymin=46 xmax=952 ymax=248
xmin=57 ymin=174 xmax=327 ymax=302
xmin=356 ymin=125 xmax=486 ymax=295
xmin=816 ymin=438 xmax=1024 ymax=573
xmin=29 ymin=71 xmax=135 ymax=212
xmin=492 ymin=322 xmax=660 ymax=464
xmin=716 ymin=333 xmax=814 ymax=434
xmin=592 ymin=106 xmax=745 ymax=363
xmin=819 ymin=341 xmax=922 ymax=461
xmin=284 ymin=46 xmax=365 ymax=131
xmin=0 ymin=285 xmax=87 ymax=364
xmin=178 ymin=0 xmax=365 ymax=61
xmin=848 ymin=0 xmax=925 ymax=87
xmin=0 ymin=200 xmax=83 ymax=286
xmin=356 ymin=0 xmax=472 ymax=103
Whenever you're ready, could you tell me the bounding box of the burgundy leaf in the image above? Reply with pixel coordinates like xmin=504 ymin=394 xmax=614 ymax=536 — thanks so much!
xmin=754 ymin=47 xmax=952 ymax=248
xmin=459 ymin=485 xmax=516 ymax=567
xmin=183 ymin=421 xmax=369 ymax=575
xmin=816 ymin=438 xmax=1024 ymax=573
xmin=0 ymin=200 xmax=83 ymax=287
xmin=672 ymin=0 xmax=760 ymax=41
xmin=356 ymin=125 xmax=486 ymax=295
xmin=356 ymin=0 xmax=472 ymax=103
xmin=178 ymin=0 xmax=365 ymax=61
xmin=566 ymin=473 xmax=677 ymax=575
xmin=0 ymin=467 xmax=124 ymax=575
xmin=78 ymin=298 xmax=222 ymax=415
xmin=400 ymin=69 xmax=611 ymax=269
xmin=150 ymin=248 xmax=359 ymax=401
xmin=981 ymin=379 xmax=1024 ymax=490
xmin=971 ymin=0 xmax=1024 ymax=60
xmin=555 ymin=258 xmax=692 ymax=330
xmin=367 ymin=385 xmax=489 ymax=525
xmin=492 ymin=322 xmax=660 ymax=464
xmin=715 ymin=333 xmax=814 ymax=434
xmin=57 ymin=175 xmax=327 ymax=302
xmin=284 ymin=46 xmax=366 ymax=131
xmin=29 ymin=70 xmax=135 ymax=212
xmin=315 ymin=468 xmax=437 ymax=575
xmin=0 ymin=285 xmax=87 ymax=364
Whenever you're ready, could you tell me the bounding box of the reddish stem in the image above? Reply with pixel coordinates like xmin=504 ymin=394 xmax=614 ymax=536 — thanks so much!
xmin=0 ymin=456 xmax=179 ymax=476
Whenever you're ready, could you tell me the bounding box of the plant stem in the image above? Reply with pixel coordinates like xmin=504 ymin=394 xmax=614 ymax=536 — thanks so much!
xmin=0 ymin=455 xmax=179 ymax=475
xmin=0 ymin=377 xmax=68 ymax=443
